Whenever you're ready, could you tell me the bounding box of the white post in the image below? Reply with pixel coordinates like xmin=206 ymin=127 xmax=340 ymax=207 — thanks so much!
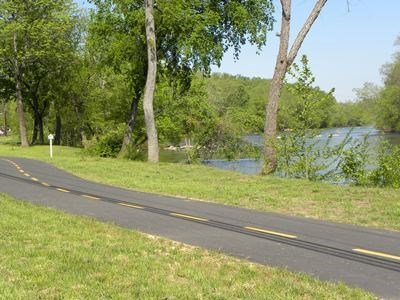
xmin=50 ymin=139 xmax=53 ymax=158
xmin=48 ymin=134 xmax=54 ymax=158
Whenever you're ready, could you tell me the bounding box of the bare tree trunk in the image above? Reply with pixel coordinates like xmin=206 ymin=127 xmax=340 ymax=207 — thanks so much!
xmin=263 ymin=0 xmax=327 ymax=174
xmin=31 ymin=115 xmax=38 ymax=145
xmin=263 ymin=0 xmax=291 ymax=174
xmin=2 ymin=100 xmax=7 ymax=136
xmin=54 ymin=108 xmax=62 ymax=145
xmin=72 ymin=99 xmax=87 ymax=145
xmin=143 ymin=0 xmax=159 ymax=162
xmin=119 ymin=93 xmax=140 ymax=157
xmin=38 ymin=113 xmax=44 ymax=144
xmin=13 ymin=32 xmax=29 ymax=147
xmin=30 ymin=95 xmax=45 ymax=145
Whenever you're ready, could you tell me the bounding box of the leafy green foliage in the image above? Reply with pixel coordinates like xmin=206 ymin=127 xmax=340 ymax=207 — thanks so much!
xmin=275 ymin=56 xmax=343 ymax=180
xmin=374 ymin=37 xmax=400 ymax=132
xmin=281 ymin=56 xmax=336 ymax=130
xmin=370 ymin=142 xmax=400 ymax=188
xmin=85 ymin=125 xmax=124 ymax=158
xmin=376 ymin=86 xmax=400 ymax=132
xmin=340 ymin=136 xmax=370 ymax=186
xmin=338 ymin=137 xmax=400 ymax=188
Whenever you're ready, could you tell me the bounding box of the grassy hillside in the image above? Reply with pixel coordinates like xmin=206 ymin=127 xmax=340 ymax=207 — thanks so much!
xmin=0 ymin=142 xmax=399 ymax=232
xmin=0 ymin=194 xmax=374 ymax=298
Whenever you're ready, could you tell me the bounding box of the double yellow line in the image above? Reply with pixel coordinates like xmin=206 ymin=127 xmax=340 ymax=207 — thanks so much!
xmin=2 ymin=158 xmax=51 ymax=187
xmin=2 ymin=158 xmax=399 ymax=262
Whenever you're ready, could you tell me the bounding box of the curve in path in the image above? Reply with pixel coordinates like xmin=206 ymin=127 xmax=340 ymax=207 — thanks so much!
xmin=1 ymin=157 xmax=400 ymax=297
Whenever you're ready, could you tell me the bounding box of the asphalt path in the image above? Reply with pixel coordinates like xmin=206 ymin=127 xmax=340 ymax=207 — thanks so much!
xmin=1 ymin=157 xmax=400 ymax=298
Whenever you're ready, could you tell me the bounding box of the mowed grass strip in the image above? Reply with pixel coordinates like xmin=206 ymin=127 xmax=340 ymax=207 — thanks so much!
xmin=0 ymin=144 xmax=400 ymax=231
xmin=0 ymin=194 xmax=374 ymax=299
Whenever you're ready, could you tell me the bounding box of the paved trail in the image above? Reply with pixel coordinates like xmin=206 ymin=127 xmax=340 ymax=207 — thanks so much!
xmin=1 ymin=157 xmax=399 ymax=298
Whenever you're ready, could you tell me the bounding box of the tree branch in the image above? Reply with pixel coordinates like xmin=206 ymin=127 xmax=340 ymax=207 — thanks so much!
xmin=287 ymin=0 xmax=328 ymax=66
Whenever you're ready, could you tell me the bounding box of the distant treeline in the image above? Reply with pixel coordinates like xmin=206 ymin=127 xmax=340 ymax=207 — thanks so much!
xmin=205 ymin=73 xmax=342 ymax=133
xmin=206 ymin=48 xmax=400 ymax=133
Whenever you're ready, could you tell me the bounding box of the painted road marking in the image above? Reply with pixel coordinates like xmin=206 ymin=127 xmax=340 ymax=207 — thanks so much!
xmin=19 ymin=170 xmax=24 ymax=173
xmin=56 ymin=188 xmax=70 ymax=193
xmin=353 ymin=248 xmax=400 ymax=261
xmin=82 ymin=194 xmax=100 ymax=200
xmin=23 ymin=173 xmax=30 ymax=177
xmin=170 ymin=213 xmax=208 ymax=222
xmin=117 ymin=202 xmax=144 ymax=209
xmin=31 ymin=177 xmax=39 ymax=181
xmin=245 ymin=226 xmax=298 ymax=239
xmin=42 ymin=182 xmax=50 ymax=187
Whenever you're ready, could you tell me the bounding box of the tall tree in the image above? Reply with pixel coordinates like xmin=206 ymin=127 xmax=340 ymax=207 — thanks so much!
xmin=0 ymin=0 xmax=76 ymax=147
xmin=12 ymin=31 xmax=28 ymax=146
xmin=89 ymin=0 xmax=274 ymax=161
xmin=376 ymin=36 xmax=400 ymax=132
xmin=143 ymin=0 xmax=158 ymax=162
xmin=263 ymin=0 xmax=327 ymax=174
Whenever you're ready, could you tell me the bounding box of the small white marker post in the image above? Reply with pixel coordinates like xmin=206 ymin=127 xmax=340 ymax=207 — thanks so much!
xmin=48 ymin=134 xmax=54 ymax=158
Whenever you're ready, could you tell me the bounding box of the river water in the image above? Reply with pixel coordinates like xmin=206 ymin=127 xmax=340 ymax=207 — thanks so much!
xmin=202 ymin=127 xmax=400 ymax=175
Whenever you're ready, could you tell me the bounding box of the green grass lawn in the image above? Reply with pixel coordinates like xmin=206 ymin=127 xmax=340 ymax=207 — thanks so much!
xmin=0 ymin=142 xmax=399 ymax=232
xmin=0 ymin=194 xmax=374 ymax=298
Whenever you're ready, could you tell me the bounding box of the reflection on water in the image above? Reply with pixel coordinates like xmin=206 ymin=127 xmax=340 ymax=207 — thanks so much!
xmin=202 ymin=127 xmax=400 ymax=175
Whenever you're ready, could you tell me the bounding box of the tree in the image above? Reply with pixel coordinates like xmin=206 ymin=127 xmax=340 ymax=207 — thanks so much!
xmin=89 ymin=0 xmax=274 ymax=162
xmin=381 ymin=37 xmax=400 ymax=87
xmin=276 ymin=55 xmax=337 ymax=180
xmin=376 ymin=86 xmax=400 ymax=132
xmin=0 ymin=72 xmax=13 ymax=135
xmin=263 ymin=0 xmax=328 ymax=174
xmin=0 ymin=0 xmax=76 ymax=147
xmin=143 ymin=0 xmax=159 ymax=162
xmin=376 ymin=35 xmax=400 ymax=132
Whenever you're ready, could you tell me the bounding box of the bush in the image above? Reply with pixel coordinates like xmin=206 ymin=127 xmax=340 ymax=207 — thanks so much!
xmin=339 ymin=136 xmax=370 ymax=186
xmin=370 ymin=143 xmax=400 ymax=188
xmin=339 ymin=138 xmax=400 ymax=188
xmin=85 ymin=126 xmax=124 ymax=158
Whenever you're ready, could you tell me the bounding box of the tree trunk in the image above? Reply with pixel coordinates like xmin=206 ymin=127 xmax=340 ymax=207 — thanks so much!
xmin=13 ymin=32 xmax=29 ymax=147
xmin=30 ymin=96 xmax=45 ymax=145
xmin=38 ymin=113 xmax=44 ymax=144
xmin=73 ymin=100 xmax=87 ymax=145
xmin=54 ymin=108 xmax=62 ymax=145
xmin=262 ymin=0 xmax=328 ymax=174
xmin=31 ymin=115 xmax=38 ymax=145
xmin=2 ymin=100 xmax=7 ymax=136
xmin=143 ymin=0 xmax=159 ymax=162
xmin=263 ymin=0 xmax=291 ymax=174
xmin=119 ymin=92 xmax=140 ymax=157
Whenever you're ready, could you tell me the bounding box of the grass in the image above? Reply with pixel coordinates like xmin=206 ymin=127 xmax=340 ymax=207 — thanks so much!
xmin=0 ymin=142 xmax=399 ymax=232
xmin=0 ymin=194 xmax=374 ymax=298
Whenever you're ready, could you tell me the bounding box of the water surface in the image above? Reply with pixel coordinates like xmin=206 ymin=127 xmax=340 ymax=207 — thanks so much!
xmin=203 ymin=127 xmax=400 ymax=175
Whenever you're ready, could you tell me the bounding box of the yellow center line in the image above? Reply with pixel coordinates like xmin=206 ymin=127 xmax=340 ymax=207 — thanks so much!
xmin=16 ymin=166 xmax=21 ymax=169
xmin=19 ymin=170 xmax=24 ymax=173
xmin=353 ymin=248 xmax=400 ymax=261
xmin=41 ymin=182 xmax=50 ymax=187
xmin=31 ymin=177 xmax=39 ymax=181
xmin=117 ymin=202 xmax=144 ymax=209
xmin=245 ymin=226 xmax=297 ymax=239
xmin=81 ymin=194 xmax=101 ymax=200
xmin=56 ymin=188 xmax=70 ymax=193
xmin=23 ymin=173 xmax=30 ymax=177
xmin=170 ymin=213 xmax=208 ymax=222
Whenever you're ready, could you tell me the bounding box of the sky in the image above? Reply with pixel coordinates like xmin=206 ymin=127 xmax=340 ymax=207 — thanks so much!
xmin=210 ymin=0 xmax=400 ymax=102
xmin=79 ymin=0 xmax=400 ymax=102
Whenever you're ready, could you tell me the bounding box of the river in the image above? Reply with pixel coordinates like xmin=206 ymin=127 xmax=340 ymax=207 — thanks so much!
xmin=202 ymin=127 xmax=400 ymax=175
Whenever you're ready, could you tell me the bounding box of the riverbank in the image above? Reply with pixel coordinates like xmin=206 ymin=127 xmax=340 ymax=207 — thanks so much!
xmin=0 ymin=143 xmax=399 ymax=231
